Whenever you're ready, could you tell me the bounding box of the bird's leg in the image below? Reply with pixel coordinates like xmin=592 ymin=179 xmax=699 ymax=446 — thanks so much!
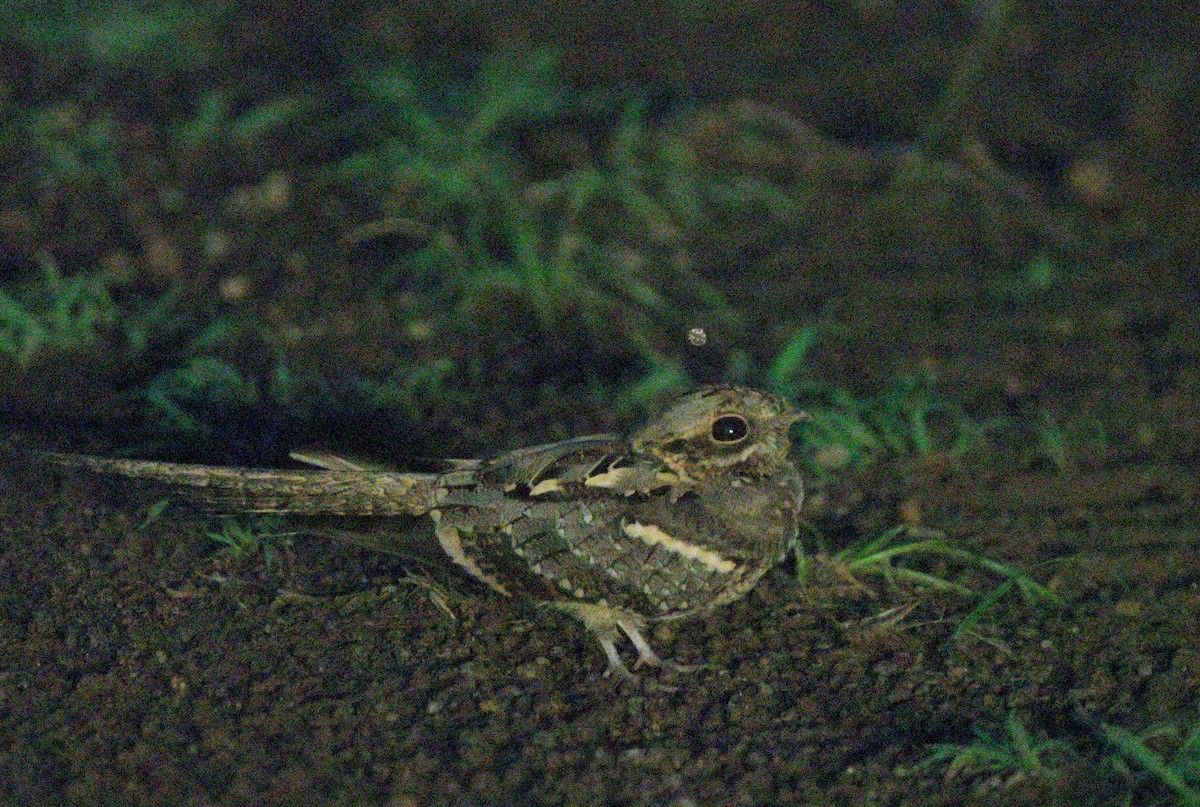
xmin=616 ymin=617 xmax=697 ymax=673
xmin=553 ymin=601 xmax=696 ymax=679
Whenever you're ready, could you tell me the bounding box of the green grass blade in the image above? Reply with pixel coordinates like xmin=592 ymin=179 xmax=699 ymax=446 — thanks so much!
xmin=1101 ymin=722 xmax=1200 ymax=807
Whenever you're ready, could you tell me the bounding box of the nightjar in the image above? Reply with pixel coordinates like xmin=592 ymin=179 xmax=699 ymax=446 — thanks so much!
xmin=45 ymin=385 xmax=806 ymax=677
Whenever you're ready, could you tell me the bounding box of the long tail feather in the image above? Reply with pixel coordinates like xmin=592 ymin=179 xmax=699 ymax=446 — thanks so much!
xmin=41 ymin=452 xmax=439 ymax=516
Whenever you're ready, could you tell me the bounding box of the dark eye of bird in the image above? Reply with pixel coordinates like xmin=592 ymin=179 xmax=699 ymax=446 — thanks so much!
xmin=711 ymin=414 xmax=749 ymax=443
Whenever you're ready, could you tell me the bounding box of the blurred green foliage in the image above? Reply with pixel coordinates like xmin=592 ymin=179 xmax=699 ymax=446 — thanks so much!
xmin=0 ymin=255 xmax=118 ymax=367
xmin=338 ymin=49 xmax=588 ymax=329
xmin=0 ymin=0 xmax=226 ymax=68
xmin=0 ymin=9 xmax=996 ymax=461
xmin=174 ymin=90 xmax=308 ymax=156
xmin=337 ymin=49 xmax=771 ymax=343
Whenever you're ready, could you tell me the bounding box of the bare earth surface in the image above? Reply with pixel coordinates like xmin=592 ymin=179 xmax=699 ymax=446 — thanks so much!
xmin=3 ymin=264 xmax=1198 ymax=806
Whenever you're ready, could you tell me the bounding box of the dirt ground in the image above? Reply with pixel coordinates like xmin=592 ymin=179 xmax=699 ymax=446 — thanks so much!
xmin=3 ymin=4 xmax=1200 ymax=806
xmin=4 ymin=261 xmax=1199 ymax=806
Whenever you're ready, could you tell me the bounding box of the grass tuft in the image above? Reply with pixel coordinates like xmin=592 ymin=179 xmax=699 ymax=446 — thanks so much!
xmin=803 ymin=524 xmax=1061 ymax=607
xmin=1099 ymin=719 xmax=1200 ymax=807
xmin=921 ymin=712 xmax=1074 ymax=783
xmin=207 ymin=515 xmax=291 ymax=569
xmin=767 ymin=324 xmax=996 ymax=471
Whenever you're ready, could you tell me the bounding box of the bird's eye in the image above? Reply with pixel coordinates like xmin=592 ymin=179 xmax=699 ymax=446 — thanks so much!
xmin=711 ymin=414 xmax=749 ymax=443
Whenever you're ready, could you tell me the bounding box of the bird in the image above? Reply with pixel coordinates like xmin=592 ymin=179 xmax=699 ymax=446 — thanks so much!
xmin=43 ymin=385 xmax=806 ymax=678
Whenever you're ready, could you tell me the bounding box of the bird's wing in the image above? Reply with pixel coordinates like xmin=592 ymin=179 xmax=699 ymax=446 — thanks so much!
xmin=435 ymin=434 xmax=682 ymax=504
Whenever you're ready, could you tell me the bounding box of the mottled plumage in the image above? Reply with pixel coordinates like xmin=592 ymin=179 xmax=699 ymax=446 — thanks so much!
xmin=45 ymin=385 xmax=806 ymax=677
